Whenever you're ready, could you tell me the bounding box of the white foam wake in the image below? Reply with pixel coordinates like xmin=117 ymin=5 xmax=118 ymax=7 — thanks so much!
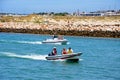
xmin=17 ymin=41 xmax=42 ymax=44
xmin=0 ymin=39 xmax=42 ymax=45
xmin=0 ymin=52 xmax=47 ymax=60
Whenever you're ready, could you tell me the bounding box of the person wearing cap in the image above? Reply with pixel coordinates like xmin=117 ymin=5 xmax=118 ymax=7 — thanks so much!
xmin=51 ymin=47 xmax=57 ymax=55
xmin=67 ymin=47 xmax=73 ymax=54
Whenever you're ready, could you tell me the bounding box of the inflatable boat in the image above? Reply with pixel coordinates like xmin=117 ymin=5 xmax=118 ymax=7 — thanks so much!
xmin=46 ymin=52 xmax=82 ymax=62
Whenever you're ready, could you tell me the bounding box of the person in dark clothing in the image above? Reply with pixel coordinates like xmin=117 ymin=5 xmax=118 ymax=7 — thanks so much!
xmin=48 ymin=47 xmax=57 ymax=56
xmin=51 ymin=47 xmax=57 ymax=55
xmin=53 ymin=35 xmax=58 ymax=39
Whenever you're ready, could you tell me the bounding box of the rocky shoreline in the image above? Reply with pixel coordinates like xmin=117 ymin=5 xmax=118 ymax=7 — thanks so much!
xmin=0 ymin=26 xmax=120 ymax=38
xmin=0 ymin=15 xmax=120 ymax=38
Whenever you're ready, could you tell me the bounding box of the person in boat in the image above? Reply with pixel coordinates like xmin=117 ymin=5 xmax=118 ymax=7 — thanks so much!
xmin=53 ymin=35 xmax=58 ymax=39
xmin=67 ymin=47 xmax=73 ymax=54
xmin=62 ymin=48 xmax=67 ymax=55
xmin=48 ymin=47 xmax=57 ymax=56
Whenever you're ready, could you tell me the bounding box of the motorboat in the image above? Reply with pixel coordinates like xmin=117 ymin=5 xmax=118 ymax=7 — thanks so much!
xmin=45 ymin=52 xmax=82 ymax=62
xmin=42 ymin=38 xmax=68 ymax=45
xmin=42 ymin=35 xmax=68 ymax=45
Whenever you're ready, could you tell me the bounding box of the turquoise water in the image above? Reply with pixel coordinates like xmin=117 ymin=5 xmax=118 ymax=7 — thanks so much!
xmin=0 ymin=33 xmax=120 ymax=80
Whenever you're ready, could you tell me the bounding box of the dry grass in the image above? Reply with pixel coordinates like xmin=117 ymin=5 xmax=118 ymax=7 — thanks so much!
xmin=1 ymin=15 xmax=120 ymax=22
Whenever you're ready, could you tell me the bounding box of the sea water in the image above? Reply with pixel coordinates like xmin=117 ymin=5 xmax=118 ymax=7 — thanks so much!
xmin=0 ymin=33 xmax=120 ymax=80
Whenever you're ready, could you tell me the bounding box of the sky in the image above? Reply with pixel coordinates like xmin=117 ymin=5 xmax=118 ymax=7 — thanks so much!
xmin=0 ymin=0 xmax=120 ymax=14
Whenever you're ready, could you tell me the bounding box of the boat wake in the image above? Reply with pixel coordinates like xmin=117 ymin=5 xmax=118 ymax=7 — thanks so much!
xmin=0 ymin=39 xmax=42 ymax=45
xmin=17 ymin=41 xmax=42 ymax=44
xmin=0 ymin=52 xmax=47 ymax=61
xmin=0 ymin=52 xmax=83 ymax=62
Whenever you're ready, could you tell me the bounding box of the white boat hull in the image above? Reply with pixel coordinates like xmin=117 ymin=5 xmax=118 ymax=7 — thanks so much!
xmin=42 ymin=39 xmax=68 ymax=45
